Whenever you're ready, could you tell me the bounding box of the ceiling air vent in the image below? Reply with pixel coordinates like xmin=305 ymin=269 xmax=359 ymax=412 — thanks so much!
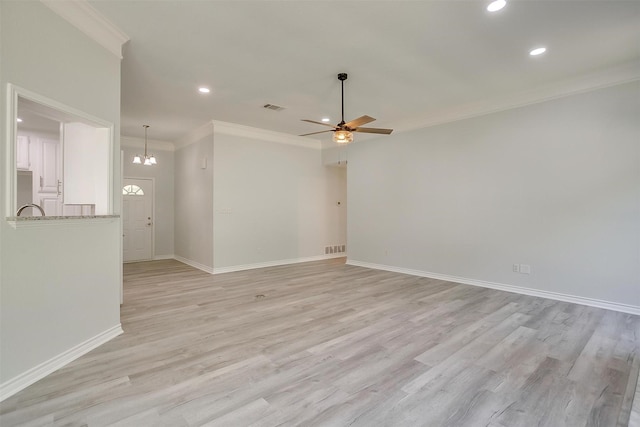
xmin=263 ymin=103 xmax=285 ymax=111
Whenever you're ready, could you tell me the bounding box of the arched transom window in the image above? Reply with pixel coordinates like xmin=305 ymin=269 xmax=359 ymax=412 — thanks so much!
xmin=122 ymin=184 xmax=144 ymax=196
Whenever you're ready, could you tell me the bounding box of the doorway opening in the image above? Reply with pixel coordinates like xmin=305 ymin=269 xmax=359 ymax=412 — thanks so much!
xmin=7 ymin=84 xmax=113 ymax=217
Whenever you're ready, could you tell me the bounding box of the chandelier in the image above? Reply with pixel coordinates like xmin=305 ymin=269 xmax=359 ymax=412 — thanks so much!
xmin=133 ymin=125 xmax=157 ymax=165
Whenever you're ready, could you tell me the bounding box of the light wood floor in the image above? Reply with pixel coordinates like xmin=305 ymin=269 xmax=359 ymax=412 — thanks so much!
xmin=1 ymin=258 xmax=639 ymax=426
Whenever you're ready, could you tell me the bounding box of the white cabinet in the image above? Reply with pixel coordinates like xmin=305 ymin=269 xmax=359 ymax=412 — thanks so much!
xmin=40 ymin=196 xmax=61 ymax=217
xmin=16 ymin=127 xmax=106 ymax=216
xmin=16 ymin=136 xmax=30 ymax=170
xmin=40 ymin=138 xmax=60 ymax=193
xmin=34 ymin=137 xmax=62 ymax=215
xmin=17 ymin=133 xmax=62 ymax=215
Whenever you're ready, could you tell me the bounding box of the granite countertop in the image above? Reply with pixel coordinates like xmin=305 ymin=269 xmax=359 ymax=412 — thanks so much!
xmin=6 ymin=215 xmax=119 ymax=221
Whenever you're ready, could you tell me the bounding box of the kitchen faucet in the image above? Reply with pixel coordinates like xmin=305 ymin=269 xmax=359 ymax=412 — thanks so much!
xmin=16 ymin=203 xmax=45 ymax=217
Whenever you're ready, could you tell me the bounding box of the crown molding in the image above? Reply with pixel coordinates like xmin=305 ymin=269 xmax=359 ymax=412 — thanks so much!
xmin=164 ymin=61 xmax=639 ymax=152
xmin=120 ymin=136 xmax=175 ymax=152
xmin=396 ymin=60 xmax=640 ymax=134
xmin=212 ymin=120 xmax=322 ymax=150
xmin=40 ymin=0 xmax=129 ymax=59
xmin=176 ymin=120 xmax=321 ymax=150
xmin=174 ymin=121 xmax=214 ymax=149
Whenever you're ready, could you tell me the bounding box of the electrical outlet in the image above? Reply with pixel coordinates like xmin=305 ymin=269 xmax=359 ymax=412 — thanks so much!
xmin=512 ymin=264 xmax=520 ymax=273
xmin=520 ymin=264 xmax=531 ymax=274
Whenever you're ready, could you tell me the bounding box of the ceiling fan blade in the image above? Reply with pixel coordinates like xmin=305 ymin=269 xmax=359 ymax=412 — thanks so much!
xmin=299 ymin=129 xmax=334 ymax=137
xmin=344 ymin=115 xmax=376 ymax=129
xmin=354 ymin=127 xmax=394 ymax=135
xmin=301 ymin=119 xmax=336 ymax=128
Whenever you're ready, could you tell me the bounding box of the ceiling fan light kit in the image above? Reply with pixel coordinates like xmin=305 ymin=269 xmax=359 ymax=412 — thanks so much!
xmin=301 ymin=73 xmax=393 ymax=144
xmin=333 ymin=130 xmax=353 ymax=144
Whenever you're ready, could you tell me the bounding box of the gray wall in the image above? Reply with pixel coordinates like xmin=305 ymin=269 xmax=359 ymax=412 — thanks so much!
xmin=348 ymin=81 xmax=640 ymax=309
xmin=122 ymin=146 xmax=175 ymax=258
xmin=0 ymin=1 xmax=122 ymax=385
xmin=212 ymin=131 xmax=346 ymax=270
xmin=174 ymin=130 xmax=214 ymax=269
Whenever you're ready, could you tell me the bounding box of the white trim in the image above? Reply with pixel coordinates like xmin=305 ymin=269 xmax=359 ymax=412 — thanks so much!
xmin=175 ymin=120 xmax=322 ymax=150
xmin=6 ymin=84 xmax=116 ymax=218
xmin=212 ymin=121 xmax=322 ymax=150
xmin=396 ymin=60 xmax=640 ymax=135
xmin=121 ymin=136 xmax=175 ymax=152
xmin=119 ymin=151 xmax=124 ymax=305
xmin=174 ymin=255 xmax=214 ymax=274
xmin=175 ymin=122 xmax=214 ymax=149
xmin=173 ymin=63 xmax=640 ymax=151
xmin=0 ymin=324 xmax=123 ymax=402
xmin=40 ymin=0 xmax=129 ymax=59
xmin=212 ymin=254 xmax=345 ymax=275
xmin=346 ymin=260 xmax=640 ymax=316
xmin=172 ymin=254 xmax=345 ymax=275
xmin=5 ymin=84 xmax=19 ymax=218
xmin=153 ymin=254 xmax=176 ymax=261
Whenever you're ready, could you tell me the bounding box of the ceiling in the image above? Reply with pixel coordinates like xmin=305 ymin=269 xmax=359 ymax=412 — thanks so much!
xmin=88 ymin=0 xmax=640 ymax=143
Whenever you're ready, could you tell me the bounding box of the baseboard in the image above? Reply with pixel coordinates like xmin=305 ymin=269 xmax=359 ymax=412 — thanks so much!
xmin=123 ymin=255 xmax=175 ymax=264
xmin=0 ymin=324 xmax=123 ymax=402
xmin=212 ymin=254 xmax=345 ymax=275
xmin=174 ymin=255 xmax=214 ymax=274
xmin=346 ymin=259 xmax=640 ymax=315
xmin=153 ymin=254 xmax=175 ymax=261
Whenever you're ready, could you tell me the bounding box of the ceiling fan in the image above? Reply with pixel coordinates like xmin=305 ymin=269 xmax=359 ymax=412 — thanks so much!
xmin=300 ymin=73 xmax=393 ymax=144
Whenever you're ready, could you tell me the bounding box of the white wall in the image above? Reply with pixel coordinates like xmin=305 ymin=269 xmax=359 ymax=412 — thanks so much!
xmin=0 ymin=1 xmax=123 ymax=393
xmin=211 ymin=123 xmax=347 ymax=271
xmin=348 ymin=81 xmax=640 ymax=311
xmin=174 ymin=127 xmax=214 ymax=270
xmin=122 ymin=145 xmax=175 ymax=258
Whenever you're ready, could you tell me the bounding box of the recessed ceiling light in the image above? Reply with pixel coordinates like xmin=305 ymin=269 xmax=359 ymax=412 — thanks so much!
xmin=487 ymin=0 xmax=506 ymax=12
xmin=321 ymin=118 xmax=331 ymax=122
xmin=16 ymin=118 xmax=23 ymax=122
xmin=198 ymin=87 xmax=210 ymax=94
xmin=529 ymin=47 xmax=547 ymax=56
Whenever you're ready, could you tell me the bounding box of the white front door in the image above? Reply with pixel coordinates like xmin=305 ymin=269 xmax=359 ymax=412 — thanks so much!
xmin=123 ymin=178 xmax=153 ymax=262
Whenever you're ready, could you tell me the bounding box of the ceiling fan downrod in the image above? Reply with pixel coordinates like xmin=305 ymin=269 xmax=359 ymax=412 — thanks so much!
xmin=338 ymin=73 xmax=347 ymax=126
